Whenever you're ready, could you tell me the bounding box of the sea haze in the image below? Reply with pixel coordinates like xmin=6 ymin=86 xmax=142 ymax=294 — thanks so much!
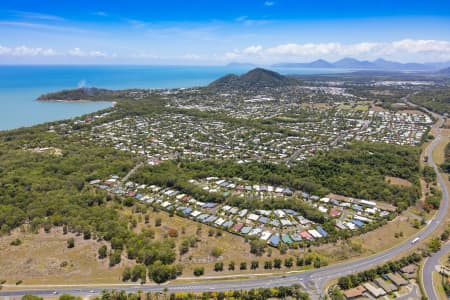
xmin=0 ymin=65 xmax=346 ymax=130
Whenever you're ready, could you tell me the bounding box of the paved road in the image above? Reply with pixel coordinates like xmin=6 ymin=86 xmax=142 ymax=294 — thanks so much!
xmin=1 ymin=106 xmax=448 ymax=300
xmin=422 ymin=242 xmax=450 ymax=300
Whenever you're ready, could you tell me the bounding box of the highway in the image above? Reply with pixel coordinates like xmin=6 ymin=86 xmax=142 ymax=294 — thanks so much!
xmin=0 ymin=107 xmax=448 ymax=300
xmin=422 ymin=242 xmax=450 ymax=300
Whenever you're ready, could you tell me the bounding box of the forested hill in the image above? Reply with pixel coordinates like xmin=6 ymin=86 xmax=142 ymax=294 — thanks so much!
xmin=37 ymin=87 xmax=116 ymax=101
xmin=208 ymin=68 xmax=300 ymax=90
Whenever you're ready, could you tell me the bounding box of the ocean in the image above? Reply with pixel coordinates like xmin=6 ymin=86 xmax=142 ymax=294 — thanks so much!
xmin=0 ymin=65 xmax=346 ymax=131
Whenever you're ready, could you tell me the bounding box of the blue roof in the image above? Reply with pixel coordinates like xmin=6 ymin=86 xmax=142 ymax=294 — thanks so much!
xmin=316 ymin=226 xmax=328 ymax=237
xmin=182 ymin=207 xmax=192 ymax=215
xmin=222 ymin=220 xmax=233 ymax=228
xmin=302 ymin=192 xmax=310 ymax=199
xmin=269 ymin=234 xmax=280 ymax=246
xmin=283 ymin=209 xmax=298 ymax=216
xmin=350 ymin=219 xmax=365 ymax=227
xmin=259 ymin=216 xmax=269 ymax=224
xmin=241 ymin=226 xmax=252 ymax=234
xmin=202 ymin=203 xmax=216 ymax=209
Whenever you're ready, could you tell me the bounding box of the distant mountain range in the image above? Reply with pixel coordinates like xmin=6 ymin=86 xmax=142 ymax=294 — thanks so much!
xmin=438 ymin=66 xmax=450 ymax=74
xmin=208 ymin=68 xmax=298 ymax=90
xmin=271 ymin=58 xmax=450 ymax=71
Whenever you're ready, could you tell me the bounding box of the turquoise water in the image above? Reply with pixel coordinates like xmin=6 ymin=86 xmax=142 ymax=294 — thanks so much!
xmin=0 ymin=65 xmax=346 ymax=130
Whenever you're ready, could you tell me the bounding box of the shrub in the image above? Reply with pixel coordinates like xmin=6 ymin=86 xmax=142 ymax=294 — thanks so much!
xmin=193 ymin=266 xmax=204 ymax=277
xmin=10 ymin=238 xmax=22 ymax=246
xmin=214 ymin=262 xmax=224 ymax=272
xmin=211 ymin=247 xmax=223 ymax=258
xmin=67 ymin=237 xmax=75 ymax=248
xmin=98 ymin=245 xmax=108 ymax=259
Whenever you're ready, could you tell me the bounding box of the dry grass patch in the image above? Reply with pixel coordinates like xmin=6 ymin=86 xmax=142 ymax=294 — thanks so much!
xmin=0 ymin=228 xmax=126 ymax=285
xmin=351 ymin=211 xmax=420 ymax=255
xmin=385 ymin=176 xmax=413 ymax=187
xmin=126 ymin=209 xmax=305 ymax=277
xmin=432 ymin=128 xmax=450 ymax=166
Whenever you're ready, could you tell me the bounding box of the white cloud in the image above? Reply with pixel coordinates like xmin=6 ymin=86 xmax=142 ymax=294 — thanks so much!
xmin=68 ymin=48 xmax=107 ymax=57
xmin=390 ymin=39 xmax=450 ymax=54
xmin=0 ymin=45 xmax=108 ymax=58
xmin=224 ymin=49 xmax=241 ymax=60
xmin=0 ymin=45 xmax=57 ymax=56
xmin=264 ymin=1 xmax=275 ymax=6
xmin=243 ymin=45 xmax=263 ymax=54
xmin=266 ymin=42 xmax=342 ymax=56
xmin=225 ymin=39 xmax=450 ymax=62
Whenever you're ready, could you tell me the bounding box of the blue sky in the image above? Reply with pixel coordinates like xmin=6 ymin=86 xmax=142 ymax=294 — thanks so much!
xmin=1 ymin=0 xmax=450 ymax=64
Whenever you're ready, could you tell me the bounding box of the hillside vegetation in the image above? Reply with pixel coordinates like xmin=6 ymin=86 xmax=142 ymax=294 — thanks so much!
xmin=208 ymin=68 xmax=300 ymax=90
xmin=410 ymin=88 xmax=450 ymax=115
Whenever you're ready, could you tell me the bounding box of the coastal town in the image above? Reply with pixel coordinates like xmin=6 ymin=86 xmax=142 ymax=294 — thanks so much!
xmin=55 ymin=83 xmax=432 ymax=165
xmin=39 ymin=71 xmax=437 ymax=255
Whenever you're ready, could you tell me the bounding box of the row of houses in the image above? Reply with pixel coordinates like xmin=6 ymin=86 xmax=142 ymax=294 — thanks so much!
xmin=95 ymin=173 xmax=395 ymax=241
xmin=93 ymin=177 xmax=377 ymax=246
xmin=344 ymin=265 xmax=418 ymax=299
